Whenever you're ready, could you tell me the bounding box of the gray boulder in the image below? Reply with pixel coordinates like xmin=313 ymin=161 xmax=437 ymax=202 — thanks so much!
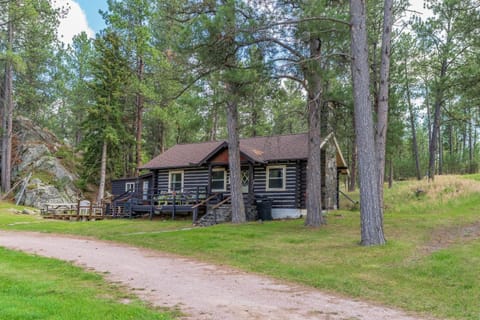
xmin=12 ymin=117 xmax=81 ymax=208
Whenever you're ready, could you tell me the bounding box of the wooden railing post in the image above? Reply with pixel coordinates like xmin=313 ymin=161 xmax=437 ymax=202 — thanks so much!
xmin=193 ymin=187 xmax=200 ymax=223
xmin=149 ymin=190 xmax=155 ymax=220
xmin=172 ymin=191 xmax=176 ymax=220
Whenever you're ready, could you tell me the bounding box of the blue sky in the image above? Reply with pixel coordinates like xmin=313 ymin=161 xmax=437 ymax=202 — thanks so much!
xmin=76 ymin=0 xmax=108 ymax=34
xmin=54 ymin=0 xmax=108 ymax=44
xmin=56 ymin=0 xmax=428 ymax=45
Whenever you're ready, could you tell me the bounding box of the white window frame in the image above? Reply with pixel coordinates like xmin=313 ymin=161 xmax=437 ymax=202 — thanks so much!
xmin=168 ymin=170 xmax=184 ymax=192
xmin=211 ymin=168 xmax=227 ymax=192
xmin=241 ymin=169 xmax=249 ymax=193
xmin=266 ymin=165 xmax=286 ymax=191
xmin=142 ymin=180 xmax=149 ymax=200
xmin=125 ymin=182 xmax=135 ymax=192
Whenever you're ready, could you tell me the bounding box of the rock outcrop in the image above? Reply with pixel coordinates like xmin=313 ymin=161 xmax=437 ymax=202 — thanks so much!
xmin=10 ymin=117 xmax=81 ymax=208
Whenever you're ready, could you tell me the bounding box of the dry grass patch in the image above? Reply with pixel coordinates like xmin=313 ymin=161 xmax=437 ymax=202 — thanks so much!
xmin=412 ymin=175 xmax=480 ymax=199
xmin=384 ymin=175 xmax=480 ymax=213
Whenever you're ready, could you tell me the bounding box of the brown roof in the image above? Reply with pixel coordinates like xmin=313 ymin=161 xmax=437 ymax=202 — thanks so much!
xmin=141 ymin=140 xmax=224 ymax=169
xmin=141 ymin=133 xmax=346 ymax=170
xmin=239 ymin=133 xmax=309 ymax=162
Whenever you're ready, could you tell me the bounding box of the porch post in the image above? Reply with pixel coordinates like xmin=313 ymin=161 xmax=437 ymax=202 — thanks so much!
xmin=336 ymin=169 xmax=340 ymax=209
xmin=153 ymin=170 xmax=159 ymax=196
xmin=207 ymin=164 xmax=212 ymax=195
xmin=248 ymin=162 xmax=254 ymax=204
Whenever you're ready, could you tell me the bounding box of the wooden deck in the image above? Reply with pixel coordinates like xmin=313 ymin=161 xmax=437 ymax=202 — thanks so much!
xmin=39 ymin=188 xmax=221 ymax=222
xmin=40 ymin=201 xmax=106 ymax=221
xmin=42 ymin=213 xmax=107 ymax=221
xmin=110 ymin=189 xmax=215 ymax=221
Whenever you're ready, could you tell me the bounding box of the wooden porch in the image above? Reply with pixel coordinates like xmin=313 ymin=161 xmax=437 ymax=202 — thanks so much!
xmin=108 ymin=182 xmax=258 ymax=224
xmin=108 ymin=186 xmax=236 ymax=223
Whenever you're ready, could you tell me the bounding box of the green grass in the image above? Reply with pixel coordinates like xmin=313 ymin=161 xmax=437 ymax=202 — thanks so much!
xmin=1 ymin=175 xmax=480 ymax=319
xmin=0 ymin=247 xmax=177 ymax=320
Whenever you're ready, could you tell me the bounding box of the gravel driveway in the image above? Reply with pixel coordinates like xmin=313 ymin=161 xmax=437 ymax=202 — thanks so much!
xmin=0 ymin=231 xmax=430 ymax=320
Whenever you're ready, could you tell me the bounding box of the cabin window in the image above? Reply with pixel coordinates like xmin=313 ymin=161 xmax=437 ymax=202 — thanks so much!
xmin=168 ymin=171 xmax=183 ymax=192
xmin=125 ymin=182 xmax=135 ymax=192
xmin=142 ymin=180 xmax=149 ymax=200
xmin=211 ymin=168 xmax=226 ymax=192
xmin=241 ymin=170 xmax=249 ymax=193
xmin=266 ymin=166 xmax=286 ymax=191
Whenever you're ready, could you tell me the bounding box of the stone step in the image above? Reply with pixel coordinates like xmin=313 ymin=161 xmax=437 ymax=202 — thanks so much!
xmin=195 ymin=204 xmax=232 ymax=227
xmin=195 ymin=203 xmax=258 ymax=226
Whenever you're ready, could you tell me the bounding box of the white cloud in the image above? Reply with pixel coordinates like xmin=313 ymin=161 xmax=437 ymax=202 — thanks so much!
xmin=408 ymin=0 xmax=433 ymax=19
xmin=52 ymin=0 xmax=94 ymax=45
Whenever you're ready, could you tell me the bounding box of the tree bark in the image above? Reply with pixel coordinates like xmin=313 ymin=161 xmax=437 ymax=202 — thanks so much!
xmin=448 ymin=124 xmax=453 ymax=157
xmin=97 ymin=140 xmax=108 ymax=203
xmin=375 ymin=0 xmax=394 ymax=212
xmin=304 ymin=37 xmax=325 ymax=227
xmin=438 ymin=127 xmax=443 ymax=175
xmin=219 ymin=0 xmax=246 ymax=224
xmin=210 ymin=102 xmax=218 ymax=141
xmin=348 ymin=142 xmax=357 ymax=192
xmin=348 ymin=108 xmax=357 ymax=192
xmin=425 ymin=81 xmax=431 ymax=167
xmin=469 ymin=118 xmax=474 ymax=173
xmin=226 ymin=83 xmax=246 ymax=223
xmin=350 ymin=0 xmax=386 ymax=246
xmin=404 ymin=57 xmax=421 ymax=180
xmin=388 ymin=158 xmax=393 ymax=189
xmin=1 ymin=16 xmax=14 ymax=193
xmin=134 ymin=55 xmax=144 ymax=177
xmin=427 ymin=59 xmax=448 ymax=180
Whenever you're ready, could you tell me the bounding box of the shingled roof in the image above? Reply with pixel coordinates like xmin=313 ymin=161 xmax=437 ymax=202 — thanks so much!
xmin=239 ymin=133 xmax=309 ymax=162
xmin=141 ymin=140 xmax=224 ymax=170
xmin=141 ymin=133 xmax=345 ymax=170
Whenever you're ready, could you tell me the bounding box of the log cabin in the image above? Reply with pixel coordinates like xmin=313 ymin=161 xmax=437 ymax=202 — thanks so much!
xmin=111 ymin=133 xmax=348 ymax=222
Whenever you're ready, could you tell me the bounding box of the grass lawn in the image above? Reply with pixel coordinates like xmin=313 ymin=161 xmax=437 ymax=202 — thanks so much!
xmin=1 ymin=175 xmax=480 ymax=319
xmin=0 ymin=246 xmax=177 ymax=320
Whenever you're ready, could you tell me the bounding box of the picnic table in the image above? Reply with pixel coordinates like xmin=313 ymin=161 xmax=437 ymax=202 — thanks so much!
xmin=40 ymin=201 xmax=106 ymax=221
xmin=42 ymin=203 xmax=78 ymax=215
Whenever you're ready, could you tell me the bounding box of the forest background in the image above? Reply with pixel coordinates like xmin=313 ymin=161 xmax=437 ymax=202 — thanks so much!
xmin=0 ymin=0 xmax=479 ymax=230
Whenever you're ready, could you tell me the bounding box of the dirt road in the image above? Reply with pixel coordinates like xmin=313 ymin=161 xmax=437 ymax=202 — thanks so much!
xmin=0 ymin=231 xmax=429 ymax=320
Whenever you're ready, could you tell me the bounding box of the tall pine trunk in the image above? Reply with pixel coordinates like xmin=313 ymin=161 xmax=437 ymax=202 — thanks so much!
xmin=375 ymin=0 xmax=393 ymax=212
xmin=404 ymin=57 xmax=421 ymax=180
xmin=226 ymin=83 xmax=246 ymax=223
xmin=350 ymin=0 xmax=386 ymax=246
xmin=469 ymin=119 xmax=474 ymax=173
xmin=304 ymin=37 xmax=325 ymax=227
xmin=221 ymin=0 xmax=246 ymax=224
xmin=97 ymin=140 xmax=108 ymax=203
xmin=210 ymin=102 xmax=218 ymax=141
xmin=348 ymin=109 xmax=357 ymax=192
xmin=388 ymin=158 xmax=393 ymax=188
xmin=1 ymin=16 xmax=14 ymax=193
xmin=438 ymin=128 xmax=443 ymax=175
xmin=428 ymin=59 xmax=448 ymax=181
xmin=134 ymin=55 xmax=144 ymax=177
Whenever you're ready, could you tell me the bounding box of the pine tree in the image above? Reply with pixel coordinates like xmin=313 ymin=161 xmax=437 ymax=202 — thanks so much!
xmin=350 ymin=0 xmax=386 ymax=245
xmin=1 ymin=0 xmax=59 ymax=192
xmin=103 ymin=0 xmax=155 ymax=176
xmin=82 ymin=31 xmax=131 ymax=202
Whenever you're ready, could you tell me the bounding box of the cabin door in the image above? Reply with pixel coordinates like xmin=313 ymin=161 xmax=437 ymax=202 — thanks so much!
xmin=241 ymin=169 xmax=249 ymax=193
